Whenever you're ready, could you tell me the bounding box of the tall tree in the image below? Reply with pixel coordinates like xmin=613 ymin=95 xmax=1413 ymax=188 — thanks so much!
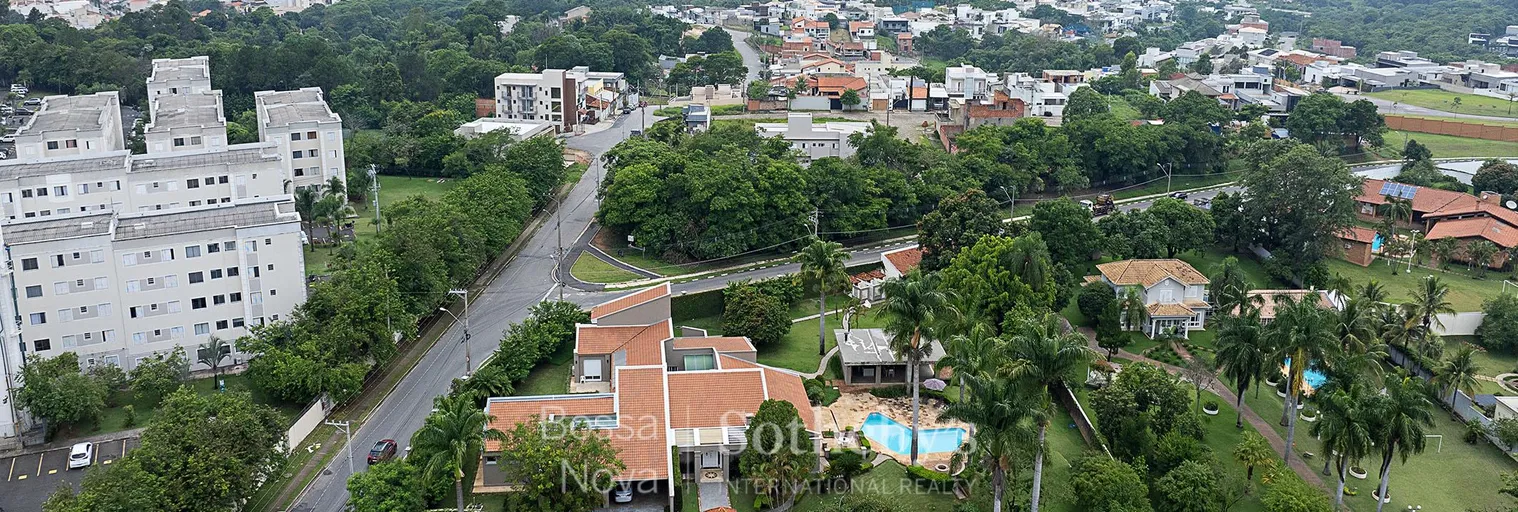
xmin=917 ymin=189 xmax=1004 ymax=271
xmin=1005 ymin=314 xmax=1096 ymax=512
xmin=1215 ymin=312 xmax=1268 ymax=428
xmin=411 ymin=394 xmax=507 ymax=512
xmin=1267 ymin=295 xmax=1339 ymax=464
xmin=938 ymin=233 xmax=1059 ymax=329
xmin=1063 ymin=86 xmax=1109 ymax=123
xmin=196 ymin=337 xmax=230 ymax=389
xmin=1409 ymin=276 xmax=1454 ymax=333
xmin=878 ymin=272 xmax=956 ymax=466
xmin=794 ymin=240 xmax=850 ymax=355
xmin=1147 ymin=197 xmax=1215 ymax=257
xmin=1029 ymin=197 xmax=1101 ymax=269
xmin=1310 ymin=379 xmax=1374 ymax=509
xmin=739 ymin=400 xmax=815 ymax=509
xmin=347 ymin=460 xmax=428 ymax=512
xmin=15 ymin=352 xmax=108 ymax=435
xmin=1233 ymin=431 xmax=1277 ymax=484
xmin=941 ymin=373 xmax=1040 ymax=512
xmin=1434 ymin=344 xmax=1482 ymax=406
xmin=1239 ymin=141 xmax=1360 ymax=273
xmin=1369 ymin=376 xmax=1434 ymax=512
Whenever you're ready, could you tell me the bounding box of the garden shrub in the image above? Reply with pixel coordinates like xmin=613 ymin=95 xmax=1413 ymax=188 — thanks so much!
xmin=1077 ymin=283 xmax=1117 ymax=324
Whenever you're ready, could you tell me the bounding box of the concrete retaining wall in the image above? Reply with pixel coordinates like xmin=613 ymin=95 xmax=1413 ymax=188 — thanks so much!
xmin=285 ymin=394 xmax=332 ymax=452
xmin=1433 ymin=312 xmax=1485 ymax=336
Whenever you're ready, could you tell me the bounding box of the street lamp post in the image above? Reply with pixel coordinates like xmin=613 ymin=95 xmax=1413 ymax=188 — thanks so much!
xmin=324 ymin=419 xmax=354 ymax=476
xmin=438 ymin=289 xmax=472 ymax=374
xmin=1158 ymin=162 xmax=1174 ymax=193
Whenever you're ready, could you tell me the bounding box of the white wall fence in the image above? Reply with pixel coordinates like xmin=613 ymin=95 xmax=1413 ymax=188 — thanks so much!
xmin=285 ymin=394 xmax=333 ymax=452
xmin=1433 ymin=312 xmax=1485 ymax=336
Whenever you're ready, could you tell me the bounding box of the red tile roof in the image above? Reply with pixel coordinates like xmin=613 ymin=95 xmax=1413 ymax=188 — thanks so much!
xmin=590 ymin=283 xmax=670 ymax=321
xmin=1094 ymin=259 xmax=1209 ymax=287
xmin=1338 ymin=226 xmax=1378 ymax=244
xmin=485 ymin=396 xmax=615 ymax=452
xmin=609 ymin=367 xmax=671 ymax=480
xmin=883 ymin=247 xmax=922 ymax=275
xmin=1357 ymin=179 xmax=1480 ymax=214
xmin=1427 ymin=217 xmax=1518 ymax=248
xmin=667 ymin=370 xmax=768 ymax=428
xmin=808 ymin=75 xmax=868 ymax=94
xmin=850 ymin=268 xmax=886 ymax=284
xmin=848 ymin=21 xmax=874 ymax=32
xmin=576 ymin=320 xmax=671 ymax=366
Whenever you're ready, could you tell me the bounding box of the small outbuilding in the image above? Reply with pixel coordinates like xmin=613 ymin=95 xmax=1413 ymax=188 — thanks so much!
xmin=833 ymin=328 xmax=944 ymax=385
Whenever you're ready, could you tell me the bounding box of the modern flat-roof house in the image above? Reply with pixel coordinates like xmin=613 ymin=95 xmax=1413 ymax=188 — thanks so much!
xmin=479 ymin=284 xmax=819 ymax=508
xmin=754 ymin=113 xmax=870 ymax=163
xmin=833 ymin=328 xmax=944 ymax=385
xmin=493 ymin=67 xmax=629 ymax=134
xmin=1086 ymin=259 xmax=1211 ymax=338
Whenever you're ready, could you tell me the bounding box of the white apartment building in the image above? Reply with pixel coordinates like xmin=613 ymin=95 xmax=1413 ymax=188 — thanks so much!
xmin=146 ymin=56 xmax=213 ymax=99
xmin=0 ymin=56 xmax=334 ymax=449
xmin=755 ymin=113 xmax=870 ymax=162
xmin=1005 ymin=73 xmax=1074 ymax=119
xmin=255 ymin=88 xmax=347 ymax=192
xmin=9 ymin=92 xmax=125 ymax=161
xmin=493 ymin=67 xmax=629 ymax=134
xmin=945 ymin=64 xmax=992 ymax=99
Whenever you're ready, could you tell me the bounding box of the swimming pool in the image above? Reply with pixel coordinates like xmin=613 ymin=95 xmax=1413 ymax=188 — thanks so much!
xmin=1372 ymin=234 xmax=1383 ymax=253
xmin=860 ymin=412 xmax=967 ymax=455
xmin=1283 ymin=358 xmax=1328 ymax=390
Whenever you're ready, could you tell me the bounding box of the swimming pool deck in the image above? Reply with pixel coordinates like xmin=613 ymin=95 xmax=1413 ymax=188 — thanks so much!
xmin=822 ymin=392 xmax=971 ymax=467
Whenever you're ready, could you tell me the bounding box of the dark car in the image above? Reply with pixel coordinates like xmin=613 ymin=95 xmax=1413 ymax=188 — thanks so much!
xmin=1169 ymin=191 xmax=1189 ymax=199
xmin=12 ymin=108 xmax=33 ymax=116
xmin=367 ymin=439 xmax=397 ymax=464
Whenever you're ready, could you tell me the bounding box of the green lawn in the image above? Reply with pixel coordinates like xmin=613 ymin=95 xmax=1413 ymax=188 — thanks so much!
xmin=305 ymin=175 xmax=459 ymax=275
xmin=1391 ymin=131 xmax=1518 ymax=158
xmin=512 ymin=343 xmax=573 ymax=396
xmin=1322 ymin=258 xmax=1504 ymax=312
xmin=58 ymin=373 xmax=306 ymax=440
xmin=1244 ymin=377 xmax=1518 ymax=511
xmin=1177 ymin=247 xmax=1282 ymax=289
xmin=569 ymin=252 xmax=643 ymax=284
xmin=1392 ymin=114 xmax=1518 ymax=128
xmin=788 ymin=460 xmax=959 ymax=512
xmin=1107 ymin=95 xmax=1142 ymax=121
xmin=1369 ymin=89 xmax=1518 ymax=119
xmin=1449 ymin=335 xmax=1518 ymax=376
xmin=675 ymin=308 xmax=889 ymax=374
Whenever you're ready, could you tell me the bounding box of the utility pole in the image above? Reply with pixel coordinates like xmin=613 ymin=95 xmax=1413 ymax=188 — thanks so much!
xmin=325 ymin=419 xmax=354 ymax=476
xmin=442 ymin=289 xmax=473 ymax=374
xmin=809 ymin=208 xmax=820 ymax=239
xmin=1000 ymin=185 xmax=1016 ymax=220
xmin=368 ymin=165 xmax=380 ymax=234
xmin=1158 ymin=162 xmax=1174 ymax=193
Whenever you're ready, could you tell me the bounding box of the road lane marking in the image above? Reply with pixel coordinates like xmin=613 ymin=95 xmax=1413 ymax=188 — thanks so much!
xmin=103 ymin=459 xmax=112 ymax=465
xmin=36 ymin=452 xmax=43 ymax=475
xmin=48 ymin=469 xmax=57 ymax=474
xmin=16 ymin=474 xmax=24 ymax=480
xmin=7 ymin=456 xmax=14 ymax=481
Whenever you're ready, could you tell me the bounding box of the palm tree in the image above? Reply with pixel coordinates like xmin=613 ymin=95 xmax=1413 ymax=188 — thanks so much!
xmin=1431 ymin=237 xmax=1458 ymax=269
xmin=1210 ymin=256 xmax=1251 ymax=316
xmin=326 ymin=175 xmax=346 ymax=200
xmin=940 ymin=373 xmax=1040 ymax=512
xmin=1332 ymin=297 xmax=1377 ymax=353
xmin=294 ymin=186 xmax=320 ymax=248
xmin=1267 ymin=296 xmax=1339 ymax=463
xmin=1434 ymin=344 xmax=1481 ymax=408
xmin=1359 ymin=280 xmax=1390 ymax=304
xmin=1370 ymin=376 xmax=1435 ymax=512
xmin=1215 ymin=313 xmax=1267 ymax=429
xmin=939 ymin=323 xmax=1001 ymax=404
xmin=1005 ymin=313 xmax=1095 ymax=512
xmin=1410 ymin=277 xmax=1454 ymax=333
xmin=1117 ymin=287 xmax=1147 ymax=332
xmin=878 ymin=272 xmax=955 ymax=466
xmin=1233 ymin=431 xmax=1277 ymax=485
xmin=1381 ymin=196 xmax=1413 ymax=227
xmin=411 ymin=394 xmax=507 ymax=512
xmin=1311 ymin=382 xmax=1374 ymax=510
xmin=794 ymin=240 xmax=850 ymax=356
xmin=195 ymin=337 xmax=230 ymax=390
xmin=1465 ymin=240 xmax=1500 ymax=277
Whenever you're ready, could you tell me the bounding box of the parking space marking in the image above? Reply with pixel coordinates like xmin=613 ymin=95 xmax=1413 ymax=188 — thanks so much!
xmin=7 ymin=456 xmax=13 ymax=481
xmin=36 ymin=452 xmax=43 ymax=476
xmin=15 ymin=474 xmax=24 ymax=480
xmin=47 ymin=469 xmax=56 ymax=475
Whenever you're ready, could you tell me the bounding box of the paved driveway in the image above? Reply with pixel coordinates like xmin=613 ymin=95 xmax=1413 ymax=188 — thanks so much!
xmin=0 ymin=437 xmax=138 ymax=509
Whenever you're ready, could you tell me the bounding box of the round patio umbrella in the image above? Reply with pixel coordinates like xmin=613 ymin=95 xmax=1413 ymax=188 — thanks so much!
xmin=923 ymin=378 xmax=947 ymax=391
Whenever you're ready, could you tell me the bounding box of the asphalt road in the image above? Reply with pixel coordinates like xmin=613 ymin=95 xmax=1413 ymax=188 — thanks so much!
xmin=725 ymin=27 xmax=763 ymax=82
xmin=1334 ymin=91 xmax=1518 ymax=122
xmin=0 ymin=437 xmax=139 ymax=510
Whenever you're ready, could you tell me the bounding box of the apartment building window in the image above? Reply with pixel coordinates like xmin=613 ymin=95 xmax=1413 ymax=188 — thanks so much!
xmin=223 ymin=241 xmax=236 ymax=251
xmin=192 ymin=297 xmax=207 ymax=309
xmin=25 ymin=285 xmax=41 ymax=298
xmin=53 ymin=186 xmax=66 ymax=196
xmin=33 ymin=339 xmax=50 ymax=351
xmin=47 ymin=141 xmax=59 ymax=150
xmin=21 ymin=258 xmax=37 ymax=270
xmin=187 ymin=179 xmax=200 ymax=189
xmin=35 ymin=188 xmax=46 ymax=196
xmin=232 ymin=318 xmax=245 ymax=328
xmin=53 ymin=255 xmax=63 ymax=267
xmin=194 ymin=323 xmax=210 ymax=335
xmin=263 ymin=238 xmax=271 ymax=246
xmin=29 ymin=312 xmax=45 ymax=325
xmin=216 ymin=320 xmax=228 ymax=330
xmin=250 ymin=292 xmax=263 ymax=305
xmin=229 ymin=292 xmax=242 ymax=302
xmin=226 ymin=267 xmax=240 ymax=277
xmin=550 ymin=87 xmax=562 ymax=99
xmin=267 ymin=264 xmax=274 ymax=271
xmin=291 ymin=151 xmax=302 ymax=159
xmin=173 ymin=138 xmax=186 ymax=147
xmin=190 ymin=201 xmax=202 ymax=207
xmin=218 ymin=176 xmax=228 ymax=184
xmin=307 ymin=131 xmax=317 ymax=139
xmin=291 ymin=132 xmax=303 ymax=141
xmin=269 ymin=289 xmax=277 ymax=296
xmin=293 ymin=168 xmax=304 ymax=177
xmin=20 ymin=189 xmax=31 ymax=198
xmin=306 ymin=149 xmax=318 ymax=158
xmin=189 ymin=272 xmax=204 ymax=284
xmin=191 ymin=136 xmax=202 ymax=145
xmin=207 ymin=243 xmax=220 ymax=253
xmin=213 ymin=295 xmax=226 ymax=305
xmin=185 ymin=246 xmax=201 ymax=258
xmin=249 ymin=266 xmax=259 ymax=278
xmin=210 ymin=269 xmax=223 ymax=279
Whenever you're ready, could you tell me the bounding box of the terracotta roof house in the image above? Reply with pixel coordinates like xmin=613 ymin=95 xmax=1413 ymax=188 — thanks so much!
xmin=1357 ymin=179 xmax=1518 ymax=268
xmin=1087 ymin=259 xmax=1211 ymax=338
xmin=1336 ymin=226 xmax=1379 ymax=266
xmin=478 ymin=285 xmax=820 ymax=507
xmin=1232 ymin=289 xmax=1343 ymax=322
xmin=807 ymin=75 xmax=869 ymax=98
xmin=851 ymin=245 xmax=923 ymax=302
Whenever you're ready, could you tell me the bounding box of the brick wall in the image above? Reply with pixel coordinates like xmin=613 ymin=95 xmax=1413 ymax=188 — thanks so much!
xmin=1386 ymin=115 xmax=1518 ymax=142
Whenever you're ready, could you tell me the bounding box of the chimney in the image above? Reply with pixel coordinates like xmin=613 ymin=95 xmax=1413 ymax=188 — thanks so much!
xmin=1480 ymin=190 xmax=1504 ymax=205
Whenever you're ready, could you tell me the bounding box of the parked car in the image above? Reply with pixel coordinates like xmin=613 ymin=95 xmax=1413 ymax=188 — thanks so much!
xmin=367 ymin=439 xmax=397 ymax=464
xmin=68 ymin=442 xmax=93 ymax=469
xmin=620 ymin=107 xmax=632 ymax=114
xmin=0 ymin=135 xmax=15 ymax=143
xmin=1169 ymin=191 xmax=1189 ymax=199
xmin=9 ymin=84 xmax=27 ymax=95
xmin=1192 ymin=197 xmax=1211 ymax=207
xmin=13 ymin=108 xmax=33 ymax=116
xmin=21 ymin=98 xmax=41 ymax=107
xmin=612 ymin=484 xmax=634 ymax=503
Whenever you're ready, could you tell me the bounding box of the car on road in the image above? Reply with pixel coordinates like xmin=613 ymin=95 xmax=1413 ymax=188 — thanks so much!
xmin=1192 ymin=197 xmax=1211 ymax=207
xmin=612 ymin=484 xmax=634 ymax=503
xmin=367 ymin=439 xmax=397 ymax=464
xmin=620 ymin=107 xmax=632 ymax=114
xmin=1169 ymin=191 xmax=1189 ymax=199
xmin=68 ymin=442 xmax=93 ymax=469
xmin=21 ymin=98 xmax=41 ymax=107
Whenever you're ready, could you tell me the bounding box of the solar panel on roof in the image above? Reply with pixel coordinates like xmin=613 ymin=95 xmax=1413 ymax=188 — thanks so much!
xmin=1379 ymin=181 xmax=1397 ymax=196
xmin=1379 ymin=182 xmax=1417 ymax=200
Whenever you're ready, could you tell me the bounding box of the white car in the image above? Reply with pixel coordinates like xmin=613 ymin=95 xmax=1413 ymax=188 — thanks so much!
xmin=0 ymin=135 xmax=15 ymax=143
xmin=612 ymin=484 xmax=633 ymax=503
xmin=68 ymin=442 xmax=93 ymax=469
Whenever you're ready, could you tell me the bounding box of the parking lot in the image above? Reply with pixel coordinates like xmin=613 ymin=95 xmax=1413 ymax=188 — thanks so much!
xmin=0 ymin=437 xmax=139 ymax=509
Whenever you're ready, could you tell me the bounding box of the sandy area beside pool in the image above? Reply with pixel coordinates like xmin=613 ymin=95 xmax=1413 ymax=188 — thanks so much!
xmin=821 ymin=391 xmax=971 ymax=467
